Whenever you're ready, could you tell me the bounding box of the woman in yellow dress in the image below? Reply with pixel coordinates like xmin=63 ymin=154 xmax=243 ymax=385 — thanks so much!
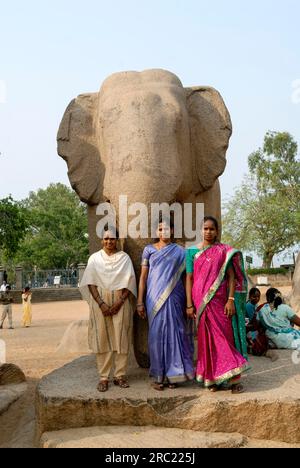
xmin=22 ymin=287 xmax=32 ymax=328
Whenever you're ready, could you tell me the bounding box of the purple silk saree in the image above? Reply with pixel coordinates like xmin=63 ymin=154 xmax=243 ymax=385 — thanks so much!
xmin=143 ymin=244 xmax=194 ymax=384
xmin=192 ymin=243 xmax=249 ymax=387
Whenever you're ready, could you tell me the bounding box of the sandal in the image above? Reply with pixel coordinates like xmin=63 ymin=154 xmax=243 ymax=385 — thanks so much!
xmin=231 ymin=383 xmax=245 ymax=394
xmin=167 ymin=383 xmax=178 ymax=390
xmin=97 ymin=380 xmax=109 ymax=392
xmin=208 ymin=385 xmax=219 ymax=393
xmin=113 ymin=376 xmax=130 ymax=388
xmin=152 ymin=382 xmax=164 ymax=391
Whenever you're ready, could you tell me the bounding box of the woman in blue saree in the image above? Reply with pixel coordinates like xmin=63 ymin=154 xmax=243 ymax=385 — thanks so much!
xmin=258 ymin=288 xmax=300 ymax=350
xmin=137 ymin=220 xmax=194 ymax=391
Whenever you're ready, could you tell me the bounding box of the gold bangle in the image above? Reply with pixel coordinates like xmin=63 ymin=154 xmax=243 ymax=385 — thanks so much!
xmin=228 ymin=297 xmax=235 ymax=301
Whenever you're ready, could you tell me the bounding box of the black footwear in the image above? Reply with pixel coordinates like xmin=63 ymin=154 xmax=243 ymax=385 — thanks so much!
xmin=208 ymin=385 xmax=219 ymax=393
xmin=167 ymin=383 xmax=178 ymax=390
xmin=231 ymin=383 xmax=245 ymax=394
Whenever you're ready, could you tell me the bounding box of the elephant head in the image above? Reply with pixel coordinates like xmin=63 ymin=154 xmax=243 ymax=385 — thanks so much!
xmin=58 ymin=69 xmax=231 ymax=209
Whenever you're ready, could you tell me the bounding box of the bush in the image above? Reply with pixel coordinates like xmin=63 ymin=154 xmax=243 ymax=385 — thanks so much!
xmin=247 ymin=268 xmax=288 ymax=276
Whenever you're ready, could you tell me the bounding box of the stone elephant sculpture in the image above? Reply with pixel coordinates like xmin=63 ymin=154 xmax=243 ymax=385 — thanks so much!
xmin=57 ymin=69 xmax=232 ymax=367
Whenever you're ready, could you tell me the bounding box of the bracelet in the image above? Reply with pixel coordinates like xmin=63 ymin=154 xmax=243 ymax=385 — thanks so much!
xmin=98 ymin=298 xmax=104 ymax=305
xmin=137 ymin=304 xmax=144 ymax=308
xmin=228 ymin=297 xmax=235 ymax=301
xmin=187 ymin=305 xmax=194 ymax=309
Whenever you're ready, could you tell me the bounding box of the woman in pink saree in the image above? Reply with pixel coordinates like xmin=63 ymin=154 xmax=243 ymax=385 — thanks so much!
xmin=186 ymin=217 xmax=249 ymax=393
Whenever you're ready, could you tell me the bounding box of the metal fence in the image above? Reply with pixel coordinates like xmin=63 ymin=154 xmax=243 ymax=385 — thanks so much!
xmin=22 ymin=269 xmax=79 ymax=289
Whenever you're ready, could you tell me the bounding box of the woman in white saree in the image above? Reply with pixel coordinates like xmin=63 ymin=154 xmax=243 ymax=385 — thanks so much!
xmin=80 ymin=226 xmax=137 ymax=392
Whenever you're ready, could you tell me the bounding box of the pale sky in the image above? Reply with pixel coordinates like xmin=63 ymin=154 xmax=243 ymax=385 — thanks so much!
xmin=0 ymin=0 xmax=299 ymax=264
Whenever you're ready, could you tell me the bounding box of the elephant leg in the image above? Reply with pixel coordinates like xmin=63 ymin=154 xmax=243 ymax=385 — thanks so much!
xmin=133 ymin=314 xmax=150 ymax=369
xmin=88 ymin=205 xmax=103 ymax=254
xmin=194 ymin=181 xmax=222 ymax=238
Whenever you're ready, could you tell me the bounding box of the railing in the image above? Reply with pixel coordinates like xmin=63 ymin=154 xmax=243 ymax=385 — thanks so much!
xmin=22 ymin=269 xmax=79 ymax=289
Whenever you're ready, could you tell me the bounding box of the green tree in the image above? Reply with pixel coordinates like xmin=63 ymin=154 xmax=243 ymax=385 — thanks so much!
xmin=0 ymin=196 xmax=28 ymax=260
xmin=16 ymin=183 xmax=89 ymax=269
xmin=223 ymin=132 xmax=300 ymax=267
xmin=249 ymin=131 xmax=300 ymax=223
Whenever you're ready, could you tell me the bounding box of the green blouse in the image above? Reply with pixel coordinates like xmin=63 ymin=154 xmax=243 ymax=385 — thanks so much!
xmin=186 ymin=246 xmax=201 ymax=274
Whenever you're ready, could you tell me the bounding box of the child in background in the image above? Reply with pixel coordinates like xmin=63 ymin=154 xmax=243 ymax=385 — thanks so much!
xmin=246 ymin=288 xmax=261 ymax=322
xmin=246 ymin=287 xmax=278 ymax=361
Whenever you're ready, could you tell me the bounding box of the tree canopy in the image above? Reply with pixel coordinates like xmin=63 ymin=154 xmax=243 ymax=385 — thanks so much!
xmin=0 ymin=196 xmax=28 ymax=260
xmin=222 ymin=132 xmax=300 ymax=267
xmin=15 ymin=183 xmax=89 ymax=269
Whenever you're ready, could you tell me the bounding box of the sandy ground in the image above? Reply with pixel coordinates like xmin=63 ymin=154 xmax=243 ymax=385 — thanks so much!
xmin=0 ymin=300 xmax=89 ymax=448
xmin=0 ymin=287 xmax=295 ymax=448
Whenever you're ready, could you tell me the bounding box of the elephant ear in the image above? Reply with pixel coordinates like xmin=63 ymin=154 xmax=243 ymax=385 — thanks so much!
xmin=185 ymin=86 xmax=232 ymax=193
xmin=57 ymin=93 xmax=104 ymax=205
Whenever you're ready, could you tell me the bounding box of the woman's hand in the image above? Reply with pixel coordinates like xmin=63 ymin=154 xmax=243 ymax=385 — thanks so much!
xmin=225 ymin=299 xmax=236 ymax=318
xmin=186 ymin=307 xmax=196 ymax=320
xmin=136 ymin=304 xmax=146 ymax=319
xmin=100 ymin=303 xmax=111 ymax=317
xmin=110 ymin=301 xmax=123 ymax=316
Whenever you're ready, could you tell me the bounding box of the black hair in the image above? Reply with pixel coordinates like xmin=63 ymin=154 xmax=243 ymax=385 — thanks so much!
xmin=6 ymin=285 xmax=11 ymax=291
xmin=203 ymin=216 xmax=219 ymax=231
xmin=158 ymin=213 xmax=174 ymax=230
xmin=24 ymin=287 xmax=31 ymax=292
xmin=249 ymin=287 xmax=261 ymax=298
xmin=102 ymin=224 xmax=119 ymax=240
xmin=266 ymin=288 xmax=283 ymax=310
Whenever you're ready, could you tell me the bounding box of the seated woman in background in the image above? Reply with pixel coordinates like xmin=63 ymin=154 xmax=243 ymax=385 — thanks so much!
xmin=258 ymin=288 xmax=300 ymax=350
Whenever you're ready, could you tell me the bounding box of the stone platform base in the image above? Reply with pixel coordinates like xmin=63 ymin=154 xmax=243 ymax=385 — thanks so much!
xmin=36 ymin=351 xmax=300 ymax=445
xmin=40 ymin=426 xmax=300 ymax=449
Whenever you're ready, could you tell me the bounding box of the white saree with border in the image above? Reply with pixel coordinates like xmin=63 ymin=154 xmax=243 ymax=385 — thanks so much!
xmin=80 ymin=250 xmax=137 ymax=354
